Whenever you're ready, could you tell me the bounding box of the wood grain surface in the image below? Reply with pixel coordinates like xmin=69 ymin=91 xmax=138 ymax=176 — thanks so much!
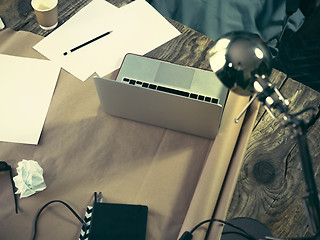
xmin=228 ymin=74 xmax=320 ymax=238
xmin=1 ymin=0 xmax=320 ymax=239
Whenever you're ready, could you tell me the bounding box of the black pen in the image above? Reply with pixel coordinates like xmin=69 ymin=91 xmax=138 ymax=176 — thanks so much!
xmin=63 ymin=30 xmax=113 ymax=56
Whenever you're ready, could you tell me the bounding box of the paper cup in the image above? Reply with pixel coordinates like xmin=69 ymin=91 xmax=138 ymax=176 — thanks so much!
xmin=31 ymin=0 xmax=58 ymax=30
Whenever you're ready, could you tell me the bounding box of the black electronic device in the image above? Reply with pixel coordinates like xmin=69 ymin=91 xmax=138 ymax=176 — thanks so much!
xmin=87 ymin=201 xmax=148 ymax=240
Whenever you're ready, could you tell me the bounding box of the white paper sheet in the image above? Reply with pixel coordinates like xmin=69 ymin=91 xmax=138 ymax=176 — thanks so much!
xmin=33 ymin=0 xmax=181 ymax=81
xmin=0 ymin=54 xmax=60 ymax=145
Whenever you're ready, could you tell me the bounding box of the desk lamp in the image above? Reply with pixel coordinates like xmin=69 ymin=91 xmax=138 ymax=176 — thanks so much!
xmin=208 ymin=31 xmax=320 ymax=239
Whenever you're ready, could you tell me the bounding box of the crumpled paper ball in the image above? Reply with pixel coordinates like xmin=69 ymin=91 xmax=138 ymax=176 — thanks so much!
xmin=13 ymin=159 xmax=46 ymax=198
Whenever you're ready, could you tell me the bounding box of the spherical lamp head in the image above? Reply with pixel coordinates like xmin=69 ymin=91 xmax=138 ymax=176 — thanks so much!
xmin=208 ymin=31 xmax=272 ymax=96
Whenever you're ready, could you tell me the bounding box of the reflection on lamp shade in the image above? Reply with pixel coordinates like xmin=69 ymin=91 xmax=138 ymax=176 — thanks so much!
xmin=208 ymin=31 xmax=272 ymax=96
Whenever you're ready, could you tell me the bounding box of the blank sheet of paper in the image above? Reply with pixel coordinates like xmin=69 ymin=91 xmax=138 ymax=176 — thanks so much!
xmin=34 ymin=0 xmax=118 ymax=81
xmin=33 ymin=0 xmax=181 ymax=81
xmin=0 ymin=54 xmax=60 ymax=145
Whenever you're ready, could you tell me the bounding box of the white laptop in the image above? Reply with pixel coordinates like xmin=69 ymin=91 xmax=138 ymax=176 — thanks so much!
xmin=94 ymin=53 xmax=228 ymax=138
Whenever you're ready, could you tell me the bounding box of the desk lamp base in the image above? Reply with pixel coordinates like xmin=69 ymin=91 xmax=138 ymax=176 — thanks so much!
xmin=221 ymin=217 xmax=273 ymax=240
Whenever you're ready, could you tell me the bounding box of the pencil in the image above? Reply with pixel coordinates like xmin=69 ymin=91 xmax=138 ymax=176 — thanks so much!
xmin=63 ymin=30 xmax=113 ymax=56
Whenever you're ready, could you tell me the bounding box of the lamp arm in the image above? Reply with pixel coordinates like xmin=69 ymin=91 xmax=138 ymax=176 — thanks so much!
xmin=209 ymin=30 xmax=320 ymax=239
xmin=254 ymin=75 xmax=320 ymax=237
xmin=280 ymin=116 xmax=320 ymax=239
xmin=293 ymin=119 xmax=320 ymax=238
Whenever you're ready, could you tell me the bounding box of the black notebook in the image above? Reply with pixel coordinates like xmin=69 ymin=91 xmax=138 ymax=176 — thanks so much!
xmin=84 ymin=202 xmax=148 ymax=240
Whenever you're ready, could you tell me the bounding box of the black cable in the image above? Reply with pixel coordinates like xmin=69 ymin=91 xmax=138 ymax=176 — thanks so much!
xmin=179 ymin=218 xmax=256 ymax=240
xmin=189 ymin=219 xmax=212 ymax=234
xmin=304 ymin=104 xmax=320 ymax=130
xmin=32 ymin=200 xmax=88 ymax=240
xmin=281 ymin=107 xmax=317 ymax=128
xmin=8 ymin=165 xmax=18 ymax=214
xmin=290 ymin=107 xmax=316 ymax=118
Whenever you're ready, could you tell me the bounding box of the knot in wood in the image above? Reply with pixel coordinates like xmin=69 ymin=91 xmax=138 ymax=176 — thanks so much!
xmin=253 ymin=161 xmax=275 ymax=184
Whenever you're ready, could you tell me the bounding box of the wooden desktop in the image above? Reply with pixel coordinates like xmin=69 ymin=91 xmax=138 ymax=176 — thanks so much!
xmin=1 ymin=0 xmax=320 ymax=239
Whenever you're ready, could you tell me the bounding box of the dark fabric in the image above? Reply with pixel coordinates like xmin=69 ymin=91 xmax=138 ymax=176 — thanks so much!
xmin=150 ymin=0 xmax=304 ymax=42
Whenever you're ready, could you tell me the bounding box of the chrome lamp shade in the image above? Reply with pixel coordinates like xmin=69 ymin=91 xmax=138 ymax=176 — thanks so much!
xmin=208 ymin=31 xmax=272 ymax=96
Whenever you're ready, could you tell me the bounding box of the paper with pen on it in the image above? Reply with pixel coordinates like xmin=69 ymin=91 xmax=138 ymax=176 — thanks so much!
xmin=13 ymin=159 xmax=46 ymax=198
xmin=0 ymin=54 xmax=60 ymax=145
xmin=33 ymin=0 xmax=181 ymax=81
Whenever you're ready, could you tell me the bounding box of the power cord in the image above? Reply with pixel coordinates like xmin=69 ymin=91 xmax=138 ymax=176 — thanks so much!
xmin=32 ymin=200 xmax=88 ymax=240
xmin=179 ymin=218 xmax=256 ymax=240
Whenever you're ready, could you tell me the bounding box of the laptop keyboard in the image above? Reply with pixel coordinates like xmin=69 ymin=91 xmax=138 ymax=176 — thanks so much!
xmin=122 ymin=78 xmax=219 ymax=104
